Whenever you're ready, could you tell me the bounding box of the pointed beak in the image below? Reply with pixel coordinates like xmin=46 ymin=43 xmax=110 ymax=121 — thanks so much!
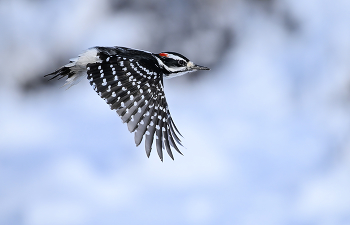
xmin=191 ymin=64 xmax=210 ymax=71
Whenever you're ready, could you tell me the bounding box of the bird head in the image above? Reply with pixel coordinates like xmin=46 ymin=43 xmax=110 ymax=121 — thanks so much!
xmin=155 ymin=52 xmax=209 ymax=78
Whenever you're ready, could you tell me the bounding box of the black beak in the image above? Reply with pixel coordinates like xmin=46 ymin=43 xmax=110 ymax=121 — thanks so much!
xmin=191 ymin=64 xmax=210 ymax=71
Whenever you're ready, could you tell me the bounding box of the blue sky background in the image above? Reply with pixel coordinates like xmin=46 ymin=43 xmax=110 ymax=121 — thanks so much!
xmin=1 ymin=0 xmax=350 ymax=224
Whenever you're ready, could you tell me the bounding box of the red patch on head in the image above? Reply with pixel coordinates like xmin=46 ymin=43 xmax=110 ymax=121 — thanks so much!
xmin=159 ymin=53 xmax=169 ymax=57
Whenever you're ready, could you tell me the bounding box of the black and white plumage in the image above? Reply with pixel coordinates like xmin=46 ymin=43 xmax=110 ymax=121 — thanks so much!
xmin=45 ymin=46 xmax=209 ymax=161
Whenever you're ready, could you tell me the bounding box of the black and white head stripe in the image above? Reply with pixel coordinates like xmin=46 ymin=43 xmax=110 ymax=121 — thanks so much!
xmin=45 ymin=46 xmax=209 ymax=161
xmin=154 ymin=51 xmax=209 ymax=78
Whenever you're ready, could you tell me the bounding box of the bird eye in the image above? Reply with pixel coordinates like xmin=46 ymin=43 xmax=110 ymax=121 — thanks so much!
xmin=178 ymin=60 xmax=186 ymax=67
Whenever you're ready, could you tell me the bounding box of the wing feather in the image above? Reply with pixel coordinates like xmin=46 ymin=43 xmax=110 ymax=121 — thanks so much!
xmin=134 ymin=101 xmax=156 ymax=146
xmin=145 ymin=111 xmax=158 ymax=157
xmin=155 ymin=107 xmax=164 ymax=160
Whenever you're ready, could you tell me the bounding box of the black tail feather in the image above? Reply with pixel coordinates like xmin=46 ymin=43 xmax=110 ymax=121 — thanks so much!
xmin=44 ymin=67 xmax=73 ymax=81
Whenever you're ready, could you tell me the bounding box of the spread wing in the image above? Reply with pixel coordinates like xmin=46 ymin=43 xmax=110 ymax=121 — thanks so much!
xmin=86 ymin=49 xmax=183 ymax=160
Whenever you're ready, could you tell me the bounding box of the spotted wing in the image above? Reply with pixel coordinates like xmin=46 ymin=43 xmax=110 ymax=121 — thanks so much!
xmin=86 ymin=50 xmax=183 ymax=160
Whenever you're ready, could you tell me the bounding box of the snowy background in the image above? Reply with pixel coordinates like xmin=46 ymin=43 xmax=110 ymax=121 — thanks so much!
xmin=1 ymin=0 xmax=350 ymax=224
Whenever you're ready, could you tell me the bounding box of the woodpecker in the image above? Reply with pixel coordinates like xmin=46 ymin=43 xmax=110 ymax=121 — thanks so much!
xmin=45 ymin=46 xmax=209 ymax=161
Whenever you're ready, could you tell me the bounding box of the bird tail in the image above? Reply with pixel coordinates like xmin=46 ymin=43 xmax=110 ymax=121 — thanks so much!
xmin=44 ymin=59 xmax=84 ymax=89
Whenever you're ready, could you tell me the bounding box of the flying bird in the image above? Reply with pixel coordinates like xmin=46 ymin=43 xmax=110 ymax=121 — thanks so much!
xmin=45 ymin=46 xmax=209 ymax=160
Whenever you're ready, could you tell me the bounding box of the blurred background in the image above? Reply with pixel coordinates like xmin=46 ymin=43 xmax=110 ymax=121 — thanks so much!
xmin=1 ymin=0 xmax=350 ymax=224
